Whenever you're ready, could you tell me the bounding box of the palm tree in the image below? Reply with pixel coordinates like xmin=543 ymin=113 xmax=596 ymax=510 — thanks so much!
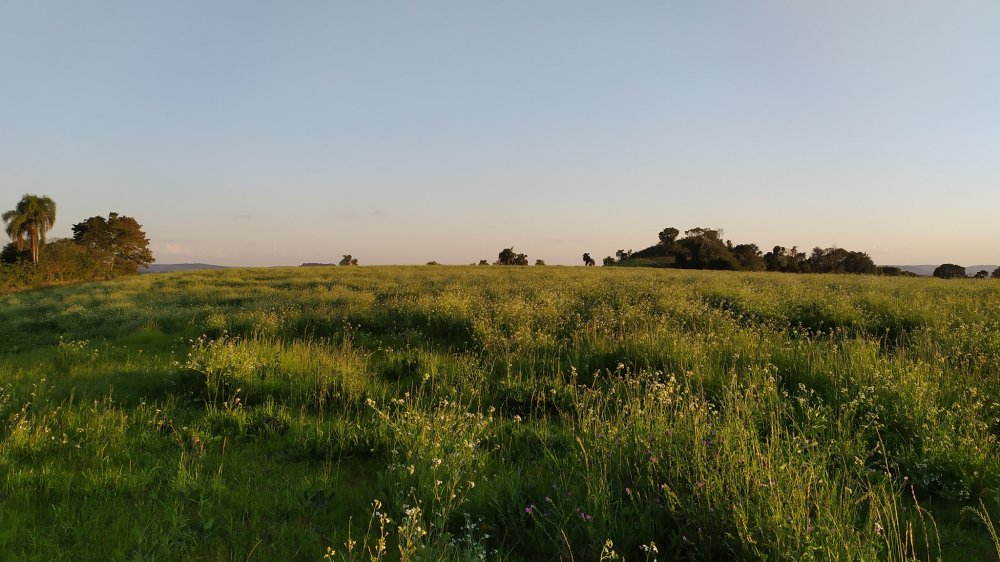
xmin=2 ymin=194 xmax=56 ymax=264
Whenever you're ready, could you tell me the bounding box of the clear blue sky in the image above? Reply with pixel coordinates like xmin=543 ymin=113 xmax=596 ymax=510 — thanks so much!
xmin=2 ymin=1 xmax=998 ymax=266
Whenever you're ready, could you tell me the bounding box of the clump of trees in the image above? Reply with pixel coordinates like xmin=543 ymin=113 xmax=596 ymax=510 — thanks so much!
xmin=612 ymin=226 xmax=883 ymax=275
xmin=339 ymin=255 xmax=359 ymax=266
xmin=1 ymin=195 xmax=153 ymax=293
xmin=495 ymin=247 xmax=529 ymax=266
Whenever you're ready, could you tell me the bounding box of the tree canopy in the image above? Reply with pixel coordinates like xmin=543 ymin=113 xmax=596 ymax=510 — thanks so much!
xmin=72 ymin=213 xmax=154 ymax=275
xmin=495 ymin=247 xmax=529 ymax=266
xmin=933 ymin=264 xmax=967 ymax=279
xmin=2 ymin=194 xmax=56 ymax=264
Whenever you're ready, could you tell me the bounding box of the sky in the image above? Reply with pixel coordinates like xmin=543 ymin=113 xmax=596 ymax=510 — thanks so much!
xmin=2 ymin=1 xmax=999 ymax=266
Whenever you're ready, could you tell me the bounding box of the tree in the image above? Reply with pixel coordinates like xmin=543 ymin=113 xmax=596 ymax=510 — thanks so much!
xmin=657 ymin=227 xmax=680 ymax=246
xmin=731 ymin=243 xmax=765 ymax=271
xmin=72 ymin=212 xmax=153 ymax=276
xmin=478 ymin=260 xmax=489 ymax=266
xmin=2 ymin=194 xmax=56 ymax=264
xmin=602 ymin=256 xmax=615 ymax=266
xmin=974 ymin=270 xmax=989 ymax=279
xmin=993 ymin=267 xmax=1000 ymax=279
xmin=339 ymin=255 xmax=359 ymax=266
xmin=535 ymin=259 xmax=546 ymax=266
xmin=582 ymin=253 xmax=595 ymax=266
xmin=615 ymin=249 xmax=634 ymax=262
xmin=495 ymin=247 xmax=528 ymax=266
xmin=932 ymin=264 xmax=967 ymax=279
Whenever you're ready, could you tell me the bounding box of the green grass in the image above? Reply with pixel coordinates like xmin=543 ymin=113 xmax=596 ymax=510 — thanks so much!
xmin=1 ymin=266 xmax=998 ymax=561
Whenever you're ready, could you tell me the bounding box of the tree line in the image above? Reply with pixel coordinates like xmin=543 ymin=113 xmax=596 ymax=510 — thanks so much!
xmin=590 ymin=226 xmax=893 ymax=274
xmin=1 ymin=194 xmax=154 ymax=293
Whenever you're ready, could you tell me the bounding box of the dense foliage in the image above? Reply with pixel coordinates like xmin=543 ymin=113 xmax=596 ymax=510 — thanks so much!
xmin=610 ymin=226 xmax=906 ymax=276
xmin=495 ymin=247 xmax=529 ymax=266
xmin=1 ymin=211 xmax=153 ymax=293
xmin=1 ymin=267 xmax=998 ymax=560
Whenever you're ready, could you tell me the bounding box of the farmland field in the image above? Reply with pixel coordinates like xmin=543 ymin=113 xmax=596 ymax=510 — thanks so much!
xmin=1 ymin=266 xmax=998 ymax=561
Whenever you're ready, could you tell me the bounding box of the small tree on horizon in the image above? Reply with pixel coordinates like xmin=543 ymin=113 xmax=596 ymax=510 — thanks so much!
xmin=339 ymin=255 xmax=359 ymax=266
xmin=933 ymin=263 xmax=967 ymax=279
xmin=993 ymin=267 xmax=1000 ymax=279
xmin=535 ymin=259 xmax=546 ymax=266
xmin=974 ymin=270 xmax=989 ymax=279
xmin=495 ymin=247 xmax=528 ymax=266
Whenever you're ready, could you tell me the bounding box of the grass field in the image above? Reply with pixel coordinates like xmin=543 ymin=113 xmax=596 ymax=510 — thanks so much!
xmin=1 ymin=266 xmax=998 ymax=561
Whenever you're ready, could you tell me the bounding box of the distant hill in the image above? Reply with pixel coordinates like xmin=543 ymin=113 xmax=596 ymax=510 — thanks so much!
xmin=141 ymin=263 xmax=228 ymax=274
xmin=892 ymin=265 xmax=998 ymax=277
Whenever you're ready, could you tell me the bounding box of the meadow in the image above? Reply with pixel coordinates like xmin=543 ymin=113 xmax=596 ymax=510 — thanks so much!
xmin=0 ymin=266 xmax=998 ymax=561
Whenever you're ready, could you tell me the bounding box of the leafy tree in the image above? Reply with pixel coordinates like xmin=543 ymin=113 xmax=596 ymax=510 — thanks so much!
xmin=478 ymin=260 xmax=489 ymax=266
xmin=657 ymin=227 xmax=680 ymax=246
xmin=339 ymin=255 xmax=359 ymax=266
xmin=974 ymin=270 xmax=989 ymax=279
xmin=731 ymin=243 xmax=765 ymax=271
xmin=582 ymin=253 xmax=595 ymax=266
xmin=993 ymin=267 xmax=1000 ymax=279
xmin=932 ymin=264 xmax=967 ymax=279
xmin=602 ymin=256 xmax=615 ymax=266
xmin=72 ymin=213 xmax=154 ymax=276
xmin=2 ymin=194 xmax=56 ymax=264
xmin=535 ymin=259 xmax=546 ymax=266
xmin=426 ymin=261 xmax=440 ymax=266
xmin=495 ymin=247 xmax=528 ymax=266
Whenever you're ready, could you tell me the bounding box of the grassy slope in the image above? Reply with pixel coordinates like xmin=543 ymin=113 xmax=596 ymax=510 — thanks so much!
xmin=0 ymin=266 xmax=998 ymax=561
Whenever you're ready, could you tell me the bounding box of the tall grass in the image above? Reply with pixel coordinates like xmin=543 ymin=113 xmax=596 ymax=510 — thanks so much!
xmin=0 ymin=266 xmax=997 ymax=560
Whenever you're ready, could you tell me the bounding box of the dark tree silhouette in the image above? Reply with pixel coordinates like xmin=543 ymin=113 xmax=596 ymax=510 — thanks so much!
xmin=933 ymin=264 xmax=966 ymax=279
xmin=535 ymin=259 xmax=546 ymax=266
xmin=495 ymin=247 xmax=528 ymax=266
xmin=602 ymin=256 xmax=615 ymax=266
xmin=582 ymin=253 xmax=595 ymax=266
xmin=974 ymin=270 xmax=989 ymax=279
xmin=993 ymin=267 xmax=1000 ymax=279
xmin=339 ymin=255 xmax=359 ymax=266
xmin=478 ymin=260 xmax=489 ymax=266
xmin=658 ymin=227 xmax=680 ymax=246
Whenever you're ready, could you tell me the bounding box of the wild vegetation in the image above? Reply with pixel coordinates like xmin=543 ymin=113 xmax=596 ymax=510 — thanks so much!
xmin=599 ymin=226 xmax=912 ymax=276
xmin=1 ymin=195 xmax=153 ymax=293
xmin=1 ymin=266 xmax=998 ymax=561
